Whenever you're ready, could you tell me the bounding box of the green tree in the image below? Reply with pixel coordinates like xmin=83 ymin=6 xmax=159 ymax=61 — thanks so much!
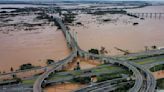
xmin=151 ymin=45 xmax=157 ymax=49
xmin=88 ymin=48 xmax=99 ymax=54
xmin=73 ymin=77 xmax=91 ymax=84
xmin=15 ymin=77 xmax=22 ymax=83
xmin=46 ymin=59 xmax=54 ymax=65
xmin=12 ymin=74 xmax=17 ymax=79
xmin=19 ymin=63 xmax=34 ymax=70
xmin=74 ymin=62 xmax=81 ymax=70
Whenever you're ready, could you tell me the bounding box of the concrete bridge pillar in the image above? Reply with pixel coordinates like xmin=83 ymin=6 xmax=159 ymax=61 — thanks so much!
xmin=146 ymin=13 xmax=148 ymax=17
xmin=141 ymin=13 xmax=144 ymax=18
xmin=82 ymin=53 xmax=89 ymax=60
xmin=159 ymin=13 xmax=162 ymax=19
xmin=41 ymin=81 xmax=46 ymax=88
xmin=90 ymin=56 xmax=95 ymax=60
xmin=137 ymin=13 xmax=140 ymax=17
xmin=150 ymin=13 xmax=153 ymax=18
xmin=109 ymin=60 xmax=115 ymax=64
xmin=103 ymin=58 xmax=108 ymax=64
xmin=134 ymin=13 xmax=137 ymax=17
xmin=78 ymin=52 xmax=83 ymax=57
xmin=99 ymin=58 xmax=106 ymax=64
xmin=154 ymin=13 xmax=157 ymax=18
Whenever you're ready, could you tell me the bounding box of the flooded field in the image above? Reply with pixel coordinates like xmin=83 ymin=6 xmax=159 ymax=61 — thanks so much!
xmin=0 ymin=4 xmax=163 ymax=72
xmin=0 ymin=5 xmax=70 ymax=72
xmin=70 ymin=6 xmax=164 ymax=56
xmin=0 ymin=26 xmax=70 ymax=72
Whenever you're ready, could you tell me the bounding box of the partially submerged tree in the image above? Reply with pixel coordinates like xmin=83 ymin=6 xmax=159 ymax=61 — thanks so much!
xmin=74 ymin=62 xmax=81 ymax=70
xmin=19 ymin=63 xmax=34 ymax=70
xmin=100 ymin=46 xmax=108 ymax=55
xmin=151 ymin=45 xmax=157 ymax=50
xmin=46 ymin=59 xmax=55 ymax=65
xmin=88 ymin=48 xmax=99 ymax=54
xmin=144 ymin=46 xmax=149 ymax=51
xmin=10 ymin=67 xmax=14 ymax=72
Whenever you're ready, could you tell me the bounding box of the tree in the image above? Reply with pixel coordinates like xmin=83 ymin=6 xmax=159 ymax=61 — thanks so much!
xmin=15 ymin=78 xmax=22 ymax=83
xmin=144 ymin=46 xmax=149 ymax=51
xmin=74 ymin=62 xmax=81 ymax=70
xmin=19 ymin=63 xmax=34 ymax=70
xmin=12 ymin=74 xmax=17 ymax=79
xmin=73 ymin=77 xmax=91 ymax=84
xmin=88 ymin=48 xmax=99 ymax=54
xmin=151 ymin=45 xmax=157 ymax=49
xmin=100 ymin=46 xmax=108 ymax=55
xmin=46 ymin=59 xmax=54 ymax=65
xmin=10 ymin=67 xmax=14 ymax=72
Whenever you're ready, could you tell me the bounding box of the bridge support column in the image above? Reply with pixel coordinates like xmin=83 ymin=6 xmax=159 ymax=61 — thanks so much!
xmin=141 ymin=13 xmax=144 ymax=18
xmin=154 ymin=13 xmax=157 ymax=18
xmin=146 ymin=13 xmax=148 ymax=17
xmin=83 ymin=54 xmax=89 ymax=60
xmin=150 ymin=13 xmax=152 ymax=18
xmin=159 ymin=13 xmax=162 ymax=19
xmin=137 ymin=13 xmax=140 ymax=17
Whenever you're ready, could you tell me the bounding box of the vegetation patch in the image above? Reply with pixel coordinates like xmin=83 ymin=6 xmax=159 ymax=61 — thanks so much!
xmin=157 ymin=78 xmax=164 ymax=89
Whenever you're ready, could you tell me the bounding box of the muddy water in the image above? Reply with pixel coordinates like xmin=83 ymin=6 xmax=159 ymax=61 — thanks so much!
xmin=0 ymin=26 xmax=70 ymax=72
xmin=70 ymin=6 xmax=164 ymax=56
xmin=43 ymin=6 xmax=164 ymax=91
xmin=153 ymin=70 xmax=164 ymax=79
xmin=44 ymin=83 xmax=85 ymax=92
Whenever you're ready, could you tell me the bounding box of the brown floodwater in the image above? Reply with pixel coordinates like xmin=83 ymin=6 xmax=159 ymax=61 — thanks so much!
xmin=153 ymin=70 xmax=164 ymax=80
xmin=0 ymin=25 xmax=70 ymax=72
xmin=33 ymin=6 xmax=164 ymax=91
xmin=70 ymin=6 xmax=164 ymax=56
xmin=44 ymin=83 xmax=85 ymax=92
xmin=0 ymin=4 xmax=164 ymax=77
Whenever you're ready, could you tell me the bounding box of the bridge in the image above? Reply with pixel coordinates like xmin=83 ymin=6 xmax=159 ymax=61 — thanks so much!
xmin=0 ymin=15 xmax=158 ymax=92
xmin=31 ymin=15 xmax=157 ymax=92
xmin=128 ymin=12 xmax=164 ymax=19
